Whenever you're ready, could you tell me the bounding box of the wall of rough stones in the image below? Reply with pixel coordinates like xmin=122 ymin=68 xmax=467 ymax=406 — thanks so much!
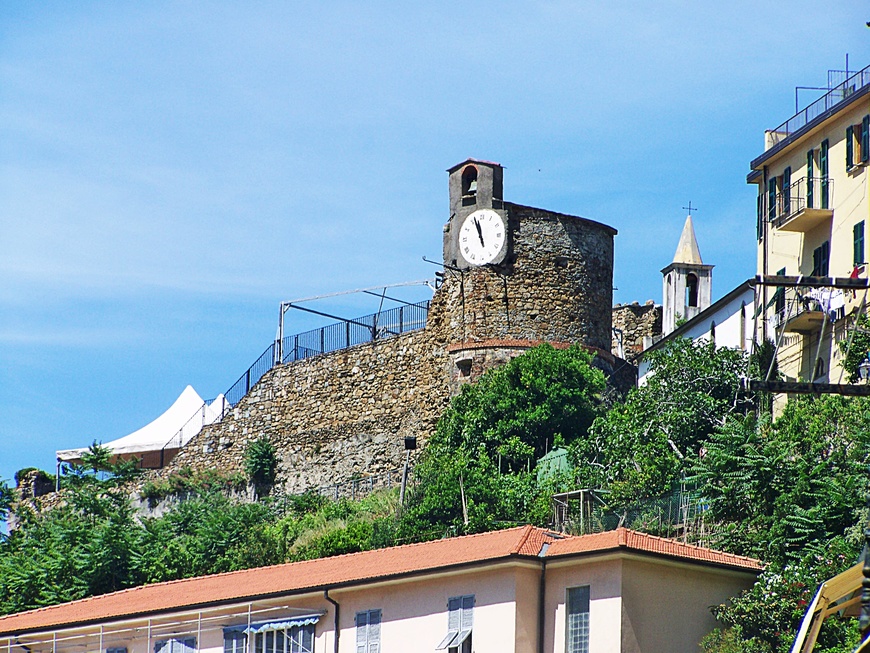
xmin=165 ymin=317 xmax=451 ymax=493
xmin=441 ymin=203 xmax=615 ymax=353
xmin=611 ymin=302 xmax=662 ymax=364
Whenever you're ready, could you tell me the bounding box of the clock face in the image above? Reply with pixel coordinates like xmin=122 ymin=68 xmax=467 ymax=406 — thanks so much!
xmin=458 ymin=209 xmax=506 ymax=266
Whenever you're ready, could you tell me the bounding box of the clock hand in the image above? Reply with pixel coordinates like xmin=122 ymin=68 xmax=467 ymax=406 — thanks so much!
xmin=473 ymin=217 xmax=485 ymax=247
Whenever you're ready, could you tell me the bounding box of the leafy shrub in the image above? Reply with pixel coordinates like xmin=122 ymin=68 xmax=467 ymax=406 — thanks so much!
xmin=245 ymin=437 xmax=278 ymax=487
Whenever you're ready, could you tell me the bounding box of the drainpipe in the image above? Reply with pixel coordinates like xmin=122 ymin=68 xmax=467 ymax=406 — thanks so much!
xmin=324 ymin=590 xmax=340 ymax=653
xmin=538 ymin=543 xmax=550 ymax=653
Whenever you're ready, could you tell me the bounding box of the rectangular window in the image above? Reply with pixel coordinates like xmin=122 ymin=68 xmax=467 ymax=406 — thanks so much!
xmin=820 ymin=139 xmax=829 ymax=209
xmin=855 ymin=222 xmax=865 ymax=267
xmin=224 ymin=632 xmax=247 ymax=653
xmin=225 ymin=619 xmax=319 ymax=653
xmin=356 ymin=609 xmax=381 ymax=653
xmin=436 ymin=595 xmax=473 ymax=652
xmin=155 ymin=639 xmax=196 ymax=653
xmin=863 ymin=115 xmax=870 ymax=163
xmin=106 ymin=648 xmax=128 ymax=653
xmin=566 ymin=586 xmax=590 ymax=653
xmin=847 ymin=125 xmax=855 ymax=169
xmin=807 ymin=150 xmax=815 ymax=208
xmin=812 ymin=241 xmax=830 ymax=277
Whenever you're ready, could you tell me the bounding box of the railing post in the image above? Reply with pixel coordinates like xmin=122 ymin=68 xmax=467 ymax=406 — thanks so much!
xmin=295 ymin=335 xmax=299 ymax=361
xmin=346 ymin=321 xmax=350 ymax=348
xmin=246 ymin=368 xmax=251 ymax=394
xmin=320 ymin=328 xmax=325 ymax=354
xmin=399 ymin=306 xmax=404 ymax=333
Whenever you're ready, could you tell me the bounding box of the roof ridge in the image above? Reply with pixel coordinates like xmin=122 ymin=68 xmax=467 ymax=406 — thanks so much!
xmin=510 ymin=524 xmax=538 ymax=554
xmin=620 ymin=528 xmax=763 ymax=565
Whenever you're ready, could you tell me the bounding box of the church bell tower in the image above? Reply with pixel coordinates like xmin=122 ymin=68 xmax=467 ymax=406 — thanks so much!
xmin=661 ymin=215 xmax=713 ymax=335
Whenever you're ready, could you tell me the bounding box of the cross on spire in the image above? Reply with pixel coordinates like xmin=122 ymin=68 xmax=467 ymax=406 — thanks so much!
xmin=682 ymin=201 xmax=698 ymax=216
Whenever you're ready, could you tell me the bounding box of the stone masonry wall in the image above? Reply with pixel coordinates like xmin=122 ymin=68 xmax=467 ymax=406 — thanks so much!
xmin=611 ymin=302 xmax=662 ymax=364
xmin=441 ymin=203 xmax=615 ymax=352
xmin=165 ymin=293 xmax=452 ymax=493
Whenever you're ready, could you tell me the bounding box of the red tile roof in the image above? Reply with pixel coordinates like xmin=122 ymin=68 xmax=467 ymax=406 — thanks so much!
xmin=0 ymin=526 xmax=760 ymax=636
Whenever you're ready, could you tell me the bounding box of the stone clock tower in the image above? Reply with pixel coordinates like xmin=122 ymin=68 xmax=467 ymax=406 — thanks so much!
xmin=440 ymin=159 xmax=619 ymax=390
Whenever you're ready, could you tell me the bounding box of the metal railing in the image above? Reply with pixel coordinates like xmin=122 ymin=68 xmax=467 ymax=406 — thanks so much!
xmin=280 ymin=301 xmax=430 ymax=364
xmin=767 ymin=176 xmax=833 ymax=224
xmin=773 ymin=65 xmax=870 ymax=137
xmin=157 ymin=301 xmax=431 ymax=460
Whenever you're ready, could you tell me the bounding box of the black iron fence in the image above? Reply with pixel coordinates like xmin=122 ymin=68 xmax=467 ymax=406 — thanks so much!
xmin=773 ymin=65 xmax=870 ymax=137
xmin=280 ymin=301 xmax=430 ymax=363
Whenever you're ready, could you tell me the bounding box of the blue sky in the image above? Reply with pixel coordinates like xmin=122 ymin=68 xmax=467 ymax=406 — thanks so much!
xmin=1 ymin=2 xmax=868 ymax=486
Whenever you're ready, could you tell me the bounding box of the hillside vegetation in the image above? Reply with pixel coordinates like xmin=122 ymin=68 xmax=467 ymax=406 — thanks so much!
xmin=2 ymin=341 xmax=869 ymax=652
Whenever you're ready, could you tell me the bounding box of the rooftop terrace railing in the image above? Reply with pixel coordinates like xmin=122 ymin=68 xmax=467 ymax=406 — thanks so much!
xmin=280 ymin=300 xmax=430 ymax=364
xmin=772 ymin=64 xmax=870 ymax=137
xmin=157 ymin=300 xmax=431 ymax=460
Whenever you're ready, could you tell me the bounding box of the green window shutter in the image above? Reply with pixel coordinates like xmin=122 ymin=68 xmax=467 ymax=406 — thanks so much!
xmin=855 ymin=222 xmax=865 ymax=267
xmin=782 ymin=166 xmax=791 ymax=213
xmin=863 ymin=115 xmax=870 ymax=162
xmin=768 ymin=178 xmax=777 ymax=220
xmin=847 ymin=125 xmax=854 ymax=168
xmin=807 ymin=150 xmax=814 ymax=209
xmin=820 ymin=139 xmax=829 ymax=209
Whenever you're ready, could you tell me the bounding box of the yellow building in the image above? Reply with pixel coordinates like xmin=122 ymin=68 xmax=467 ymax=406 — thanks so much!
xmin=749 ymin=66 xmax=870 ymax=384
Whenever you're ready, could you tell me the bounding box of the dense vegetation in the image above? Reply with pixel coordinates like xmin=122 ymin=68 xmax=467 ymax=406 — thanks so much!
xmin=2 ymin=340 xmax=869 ymax=652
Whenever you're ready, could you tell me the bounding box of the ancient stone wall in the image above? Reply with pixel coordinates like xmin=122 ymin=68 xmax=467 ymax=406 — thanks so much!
xmin=165 ymin=298 xmax=451 ymax=493
xmin=611 ymin=302 xmax=662 ymax=364
xmin=441 ymin=203 xmax=615 ymax=351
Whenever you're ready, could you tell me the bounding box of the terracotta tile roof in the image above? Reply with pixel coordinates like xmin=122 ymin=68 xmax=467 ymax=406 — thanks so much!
xmin=0 ymin=526 xmax=760 ymax=636
xmin=545 ymin=528 xmax=764 ymax=571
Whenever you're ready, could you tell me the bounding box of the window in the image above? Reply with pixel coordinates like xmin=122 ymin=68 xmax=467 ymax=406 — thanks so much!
xmin=847 ymin=124 xmax=856 ymax=169
xmin=106 ymin=648 xmax=127 ymax=653
xmin=356 ymin=610 xmax=381 ymax=653
xmin=224 ymin=617 xmax=320 ymax=653
xmin=436 ymin=595 xmax=473 ymax=652
xmin=566 ymin=586 xmax=590 ymax=653
xmin=812 ymin=241 xmax=830 ymax=277
xmin=855 ymin=222 xmax=865 ymax=267
xmin=820 ymin=139 xmax=829 ymax=209
xmin=225 ymin=632 xmax=246 ymax=653
xmin=686 ymin=273 xmax=699 ymax=308
xmin=155 ymin=639 xmax=196 ymax=653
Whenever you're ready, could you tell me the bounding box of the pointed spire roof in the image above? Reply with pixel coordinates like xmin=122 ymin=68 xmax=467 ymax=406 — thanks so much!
xmin=673 ymin=215 xmax=703 ymax=265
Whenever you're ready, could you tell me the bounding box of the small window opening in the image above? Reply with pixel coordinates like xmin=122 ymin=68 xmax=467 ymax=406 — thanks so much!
xmin=461 ymin=166 xmax=478 ymax=197
xmin=814 ymin=357 xmax=826 ymax=380
xmin=456 ymin=358 xmax=473 ymax=378
xmin=686 ymin=273 xmax=699 ymax=308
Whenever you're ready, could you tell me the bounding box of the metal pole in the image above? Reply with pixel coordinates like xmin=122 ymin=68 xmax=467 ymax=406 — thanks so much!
xmin=399 ymin=450 xmax=410 ymax=508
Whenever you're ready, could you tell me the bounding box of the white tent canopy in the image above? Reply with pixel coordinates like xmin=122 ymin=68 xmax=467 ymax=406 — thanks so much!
xmin=57 ymin=386 xmax=227 ymax=467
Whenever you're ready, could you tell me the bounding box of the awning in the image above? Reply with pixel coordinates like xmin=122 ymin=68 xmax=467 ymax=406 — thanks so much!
xmin=224 ymin=615 xmax=323 ymax=634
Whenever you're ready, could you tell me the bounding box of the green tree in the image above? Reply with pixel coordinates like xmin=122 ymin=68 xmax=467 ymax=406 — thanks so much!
xmin=574 ymin=337 xmax=749 ymax=505
xmin=400 ymin=344 xmax=604 ymax=538
xmin=838 ymin=310 xmax=870 ymax=383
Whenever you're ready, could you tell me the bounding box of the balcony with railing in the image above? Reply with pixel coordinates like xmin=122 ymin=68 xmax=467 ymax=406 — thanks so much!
xmin=768 ymin=176 xmax=833 ymax=232
xmin=769 ymin=286 xmax=843 ymax=334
